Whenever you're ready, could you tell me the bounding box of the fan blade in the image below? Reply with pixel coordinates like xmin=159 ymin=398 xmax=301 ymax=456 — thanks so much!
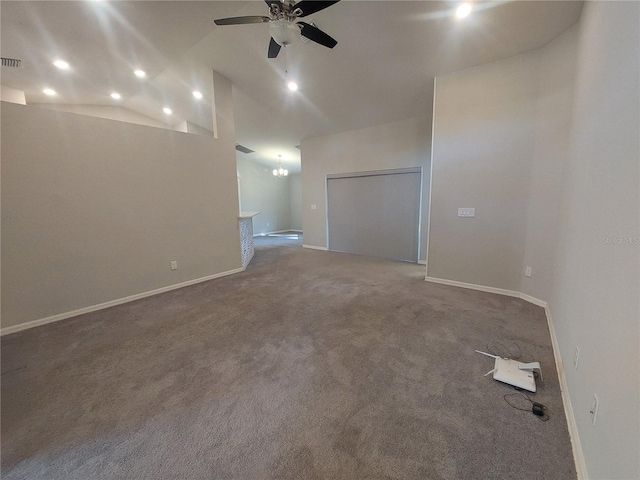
xmin=294 ymin=0 xmax=340 ymax=18
xmin=298 ymin=21 xmax=337 ymax=48
xmin=214 ymin=16 xmax=270 ymax=26
xmin=268 ymin=37 xmax=282 ymax=58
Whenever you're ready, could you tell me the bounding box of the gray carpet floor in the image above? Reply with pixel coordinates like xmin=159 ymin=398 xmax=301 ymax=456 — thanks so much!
xmin=1 ymin=237 xmax=576 ymax=479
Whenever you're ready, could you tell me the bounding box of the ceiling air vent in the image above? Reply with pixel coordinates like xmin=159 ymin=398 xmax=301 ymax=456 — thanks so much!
xmin=235 ymin=144 xmax=255 ymax=154
xmin=1 ymin=57 xmax=22 ymax=68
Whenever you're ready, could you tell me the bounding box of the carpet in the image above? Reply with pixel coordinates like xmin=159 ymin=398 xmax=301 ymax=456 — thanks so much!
xmin=1 ymin=239 xmax=576 ymax=479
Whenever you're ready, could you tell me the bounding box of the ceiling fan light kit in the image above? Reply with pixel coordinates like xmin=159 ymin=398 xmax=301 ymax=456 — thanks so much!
xmin=214 ymin=0 xmax=340 ymax=58
xmin=269 ymin=20 xmax=300 ymax=47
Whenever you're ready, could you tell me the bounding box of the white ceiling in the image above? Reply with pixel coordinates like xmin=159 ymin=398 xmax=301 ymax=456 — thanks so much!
xmin=1 ymin=1 xmax=583 ymax=173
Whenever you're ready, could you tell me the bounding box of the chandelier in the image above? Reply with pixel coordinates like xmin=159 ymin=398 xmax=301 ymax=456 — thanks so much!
xmin=273 ymin=155 xmax=288 ymax=178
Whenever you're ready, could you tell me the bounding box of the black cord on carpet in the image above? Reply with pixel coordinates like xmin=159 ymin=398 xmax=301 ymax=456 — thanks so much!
xmin=504 ymin=392 xmax=549 ymax=421
xmin=487 ymin=341 xmax=535 ymax=362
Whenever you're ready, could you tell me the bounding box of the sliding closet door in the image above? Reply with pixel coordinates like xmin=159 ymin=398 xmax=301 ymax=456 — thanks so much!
xmin=327 ymin=169 xmax=421 ymax=262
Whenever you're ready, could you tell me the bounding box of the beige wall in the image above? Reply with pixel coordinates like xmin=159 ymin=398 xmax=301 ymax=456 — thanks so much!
xmin=1 ymin=73 xmax=241 ymax=330
xmin=429 ymin=24 xmax=581 ymax=295
xmin=0 ymin=85 xmax=26 ymax=105
xmin=428 ymin=52 xmax=538 ymax=290
xmin=548 ymin=3 xmax=639 ymax=478
xmin=429 ymin=4 xmax=639 ymax=477
xmin=521 ymin=25 xmax=578 ymax=301
xmin=236 ymin=156 xmax=291 ymax=235
xmin=289 ymin=174 xmax=302 ymax=231
xmin=186 ymin=121 xmax=214 ymax=137
xmin=301 ymin=109 xmax=433 ymax=262
xmin=32 ymin=104 xmax=171 ymax=130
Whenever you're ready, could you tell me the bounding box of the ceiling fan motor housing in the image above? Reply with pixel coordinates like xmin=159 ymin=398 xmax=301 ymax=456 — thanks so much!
xmin=269 ymin=19 xmax=300 ymax=46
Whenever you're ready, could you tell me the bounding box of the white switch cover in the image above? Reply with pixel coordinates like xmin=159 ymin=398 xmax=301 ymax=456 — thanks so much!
xmin=311 ymin=204 xmax=317 ymax=210
xmin=171 ymin=261 xmax=178 ymax=270
xmin=458 ymin=208 xmax=475 ymax=217
xmin=525 ymin=266 xmax=532 ymax=277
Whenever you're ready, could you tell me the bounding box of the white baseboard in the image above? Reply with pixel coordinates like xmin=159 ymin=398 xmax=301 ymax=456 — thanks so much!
xmin=417 ymin=260 xmax=427 ymax=265
xmin=425 ymin=276 xmax=523 ymax=300
xmin=254 ymin=229 xmax=302 ymax=237
xmin=520 ymin=292 xmax=548 ymax=308
xmin=544 ymin=305 xmax=588 ymax=480
xmin=302 ymin=244 xmax=328 ymax=251
xmin=424 ymin=275 xmax=586 ymax=478
xmin=1 ymin=266 xmax=245 ymax=336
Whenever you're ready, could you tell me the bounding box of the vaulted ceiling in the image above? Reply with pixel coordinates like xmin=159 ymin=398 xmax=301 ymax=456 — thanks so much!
xmin=1 ymin=1 xmax=583 ymax=173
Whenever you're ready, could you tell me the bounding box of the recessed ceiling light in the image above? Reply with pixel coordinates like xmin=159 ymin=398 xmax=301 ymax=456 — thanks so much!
xmin=43 ymin=88 xmax=57 ymax=96
xmin=53 ymin=59 xmax=70 ymax=70
xmin=456 ymin=3 xmax=472 ymax=18
xmin=287 ymin=81 xmax=298 ymax=92
xmin=134 ymin=69 xmax=146 ymax=78
xmin=192 ymin=90 xmax=203 ymax=100
xmin=163 ymin=107 xmax=172 ymax=115
xmin=110 ymin=92 xmax=122 ymax=100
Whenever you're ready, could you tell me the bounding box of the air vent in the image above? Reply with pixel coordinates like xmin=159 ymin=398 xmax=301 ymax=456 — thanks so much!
xmin=235 ymin=144 xmax=255 ymax=154
xmin=1 ymin=57 xmax=22 ymax=68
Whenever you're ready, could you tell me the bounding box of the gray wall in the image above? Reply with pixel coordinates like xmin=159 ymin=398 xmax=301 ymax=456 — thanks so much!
xmin=301 ymin=109 xmax=433 ymax=262
xmin=429 ymin=5 xmax=639 ymax=477
xmin=547 ymin=3 xmax=638 ymax=478
xmin=288 ymin=173 xmax=302 ymax=231
xmin=1 ymin=73 xmax=241 ymax=330
xmin=236 ymin=156 xmax=291 ymax=235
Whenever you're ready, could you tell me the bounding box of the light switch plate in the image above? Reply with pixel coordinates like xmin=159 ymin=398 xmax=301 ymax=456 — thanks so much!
xmin=458 ymin=208 xmax=475 ymax=217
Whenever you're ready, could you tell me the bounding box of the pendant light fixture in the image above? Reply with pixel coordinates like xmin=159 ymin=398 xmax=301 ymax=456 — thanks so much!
xmin=273 ymin=155 xmax=288 ymax=178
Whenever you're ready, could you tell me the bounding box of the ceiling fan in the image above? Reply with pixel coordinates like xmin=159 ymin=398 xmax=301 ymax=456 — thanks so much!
xmin=214 ymin=0 xmax=340 ymax=58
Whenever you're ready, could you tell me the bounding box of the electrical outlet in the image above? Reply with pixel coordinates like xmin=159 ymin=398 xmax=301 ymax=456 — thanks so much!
xmin=458 ymin=207 xmax=475 ymax=217
xmin=590 ymin=394 xmax=599 ymax=426
xmin=574 ymin=345 xmax=580 ymax=370
xmin=525 ymin=266 xmax=532 ymax=277
xmin=171 ymin=261 xmax=177 ymax=271
xmin=311 ymin=204 xmax=317 ymax=210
